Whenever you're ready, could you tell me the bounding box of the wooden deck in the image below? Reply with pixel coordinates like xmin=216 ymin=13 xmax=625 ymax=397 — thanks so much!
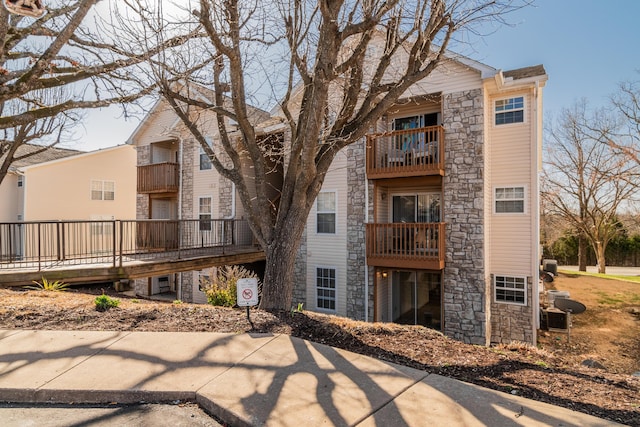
xmin=0 ymin=219 xmax=264 ymax=286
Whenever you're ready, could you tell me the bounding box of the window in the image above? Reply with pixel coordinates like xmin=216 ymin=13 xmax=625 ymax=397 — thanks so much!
xmin=91 ymin=180 xmax=115 ymax=201
xmin=316 ymin=267 xmax=336 ymax=311
xmin=17 ymin=176 xmax=23 ymax=187
xmin=495 ymin=186 xmax=525 ymax=213
xmin=494 ymin=275 xmax=526 ymax=305
xmin=316 ymin=192 xmax=336 ymax=234
xmin=495 ymin=96 xmax=524 ymax=125
xmin=199 ymin=137 xmax=213 ymax=170
xmin=199 ymin=197 xmax=212 ymax=231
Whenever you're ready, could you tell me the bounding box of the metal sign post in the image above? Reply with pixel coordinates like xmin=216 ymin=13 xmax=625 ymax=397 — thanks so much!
xmin=237 ymin=278 xmax=259 ymax=330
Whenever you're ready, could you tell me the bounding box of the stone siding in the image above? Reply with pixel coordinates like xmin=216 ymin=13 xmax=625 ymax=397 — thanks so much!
xmin=346 ymin=139 xmax=367 ymax=320
xmin=442 ymin=89 xmax=488 ymax=345
xmin=490 ymin=276 xmax=534 ymax=343
xmin=181 ymin=140 xmax=194 ymax=219
xmin=219 ymin=178 xmax=233 ymax=217
xmin=180 ymin=272 xmax=194 ymax=302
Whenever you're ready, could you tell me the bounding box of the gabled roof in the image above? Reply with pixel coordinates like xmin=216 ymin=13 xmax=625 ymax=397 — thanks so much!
xmin=4 ymin=144 xmax=82 ymax=169
xmin=504 ymin=65 xmax=546 ymax=80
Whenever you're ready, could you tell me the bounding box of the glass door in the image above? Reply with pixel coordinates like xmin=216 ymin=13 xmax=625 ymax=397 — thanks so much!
xmin=391 ymin=270 xmax=441 ymax=330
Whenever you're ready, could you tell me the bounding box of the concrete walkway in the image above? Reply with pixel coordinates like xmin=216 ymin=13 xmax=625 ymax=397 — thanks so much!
xmin=0 ymin=330 xmax=620 ymax=426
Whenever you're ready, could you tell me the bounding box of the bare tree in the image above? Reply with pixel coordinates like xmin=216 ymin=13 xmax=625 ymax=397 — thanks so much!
xmin=0 ymin=0 xmax=198 ymax=185
xmin=128 ymin=0 xmax=532 ymax=310
xmin=542 ymin=101 xmax=640 ymax=274
xmin=610 ymin=72 xmax=640 ymax=164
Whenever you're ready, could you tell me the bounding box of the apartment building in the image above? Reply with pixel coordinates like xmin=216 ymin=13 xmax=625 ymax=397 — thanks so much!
xmin=131 ymin=55 xmax=546 ymax=346
xmin=292 ymin=59 xmax=547 ymax=345
xmin=0 ymin=144 xmax=136 ymax=222
xmin=130 ymin=91 xmax=270 ymax=300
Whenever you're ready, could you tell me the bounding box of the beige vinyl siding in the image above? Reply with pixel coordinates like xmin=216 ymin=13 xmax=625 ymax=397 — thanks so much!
xmin=0 ymin=174 xmax=20 ymax=221
xmin=403 ymin=59 xmax=483 ymax=98
xmin=21 ymin=146 xmax=136 ymax=221
xmin=192 ymin=143 xmax=220 ymax=218
xmin=305 ymin=150 xmax=349 ymax=316
xmin=135 ymin=101 xmax=181 ymax=146
xmin=488 ymin=90 xmax=535 ymax=274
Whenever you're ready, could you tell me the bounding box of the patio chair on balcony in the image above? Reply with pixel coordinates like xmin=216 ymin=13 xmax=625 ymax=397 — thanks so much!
xmin=412 ymin=140 xmax=439 ymax=165
xmin=387 ymin=147 xmax=407 ymax=166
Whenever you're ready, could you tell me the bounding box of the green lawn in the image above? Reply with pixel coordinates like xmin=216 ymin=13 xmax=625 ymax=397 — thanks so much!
xmin=558 ymin=269 xmax=640 ymax=283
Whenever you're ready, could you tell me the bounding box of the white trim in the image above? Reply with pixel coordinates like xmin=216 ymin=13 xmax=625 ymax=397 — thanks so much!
xmin=493 ymin=94 xmax=527 ymax=127
xmin=315 ymin=190 xmax=337 ymax=235
xmin=493 ymin=274 xmax=528 ymax=306
xmin=315 ymin=265 xmax=338 ymax=313
xmin=90 ymin=179 xmax=116 ymax=201
xmin=493 ymin=185 xmax=527 ymax=215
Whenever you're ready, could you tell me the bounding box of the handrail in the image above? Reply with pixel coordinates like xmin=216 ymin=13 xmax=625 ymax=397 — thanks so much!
xmin=0 ymin=219 xmax=256 ymax=271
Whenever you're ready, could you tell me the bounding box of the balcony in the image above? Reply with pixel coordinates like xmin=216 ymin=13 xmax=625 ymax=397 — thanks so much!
xmin=137 ymin=162 xmax=179 ymax=193
xmin=366 ymin=125 xmax=444 ymax=179
xmin=366 ymin=222 xmax=445 ymax=270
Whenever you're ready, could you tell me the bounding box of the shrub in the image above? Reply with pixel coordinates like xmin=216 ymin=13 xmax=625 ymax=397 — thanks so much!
xmin=94 ymin=294 xmax=120 ymax=311
xmin=24 ymin=277 xmax=69 ymax=292
xmin=202 ymin=265 xmax=260 ymax=307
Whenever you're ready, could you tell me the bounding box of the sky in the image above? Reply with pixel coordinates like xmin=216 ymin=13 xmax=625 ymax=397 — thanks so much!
xmin=73 ymin=0 xmax=640 ymax=152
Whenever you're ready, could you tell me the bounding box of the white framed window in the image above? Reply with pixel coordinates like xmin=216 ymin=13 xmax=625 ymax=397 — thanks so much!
xmin=316 ymin=267 xmax=336 ymax=311
xmin=199 ymin=197 xmax=212 ymax=231
xmin=494 ymin=186 xmax=525 ymax=213
xmin=17 ymin=176 xmax=23 ymax=187
xmin=316 ymin=191 xmax=336 ymax=234
xmin=494 ymin=275 xmax=527 ymax=305
xmin=495 ymin=96 xmax=524 ymax=125
xmin=91 ymin=180 xmax=115 ymax=201
xmin=199 ymin=137 xmax=213 ymax=170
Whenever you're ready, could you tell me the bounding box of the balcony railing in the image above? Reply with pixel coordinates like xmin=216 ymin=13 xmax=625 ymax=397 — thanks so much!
xmin=137 ymin=162 xmax=179 ymax=193
xmin=0 ymin=219 xmax=257 ymax=271
xmin=366 ymin=125 xmax=444 ymax=179
xmin=366 ymin=222 xmax=445 ymax=270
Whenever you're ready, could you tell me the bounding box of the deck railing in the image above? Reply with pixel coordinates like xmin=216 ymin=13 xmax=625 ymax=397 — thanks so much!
xmin=137 ymin=162 xmax=179 ymax=193
xmin=366 ymin=125 xmax=444 ymax=178
xmin=0 ymin=219 xmax=256 ymax=271
xmin=366 ymin=222 xmax=445 ymax=268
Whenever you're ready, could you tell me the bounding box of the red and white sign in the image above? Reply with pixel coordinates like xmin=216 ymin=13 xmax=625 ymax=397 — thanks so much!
xmin=237 ymin=278 xmax=259 ymax=307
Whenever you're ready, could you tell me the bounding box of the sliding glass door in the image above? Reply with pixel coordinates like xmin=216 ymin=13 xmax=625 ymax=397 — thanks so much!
xmin=391 ymin=270 xmax=442 ymax=330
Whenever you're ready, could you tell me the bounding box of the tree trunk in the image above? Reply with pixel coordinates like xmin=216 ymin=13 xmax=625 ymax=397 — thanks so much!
xmin=595 ymin=241 xmax=606 ymax=274
xmin=578 ymin=234 xmax=588 ymax=272
xmin=259 ymin=210 xmax=309 ymax=311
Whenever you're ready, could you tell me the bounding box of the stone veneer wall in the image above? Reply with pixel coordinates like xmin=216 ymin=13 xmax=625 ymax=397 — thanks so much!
xmin=346 ymin=139 xmax=368 ymax=320
xmin=490 ymin=277 xmax=534 ymax=343
xmin=442 ymin=89 xmax=488 ymax=345
xmin=134 ymin=146 xmax=151 ymax=296
xmin=219 ymin=178 xmax=233 ymax=217
xmin=179 ymin=139 xmax=195 ymax=302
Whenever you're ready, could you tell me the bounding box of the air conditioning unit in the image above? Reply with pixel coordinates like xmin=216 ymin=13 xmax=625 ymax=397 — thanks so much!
xmin=546 ymin=309 xmax=568 ymax=330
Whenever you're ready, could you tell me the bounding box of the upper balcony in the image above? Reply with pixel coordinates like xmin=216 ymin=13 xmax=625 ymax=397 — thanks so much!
xmin=366 ymin=125 xmax=444 ymax=179
xmin=137 ymin=162 xmax=179 ymax=194
xmin=366 ymin=222 xmax=445 ymax=270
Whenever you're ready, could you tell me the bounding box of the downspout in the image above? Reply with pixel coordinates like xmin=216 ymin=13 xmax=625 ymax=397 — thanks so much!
xmin=177 ymin=137 xmax=183 ymax=301
xmin=364 ymin=145 xmax=369 ymax=322
xmin=532 ymin=81 xmax=541 ymax=334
